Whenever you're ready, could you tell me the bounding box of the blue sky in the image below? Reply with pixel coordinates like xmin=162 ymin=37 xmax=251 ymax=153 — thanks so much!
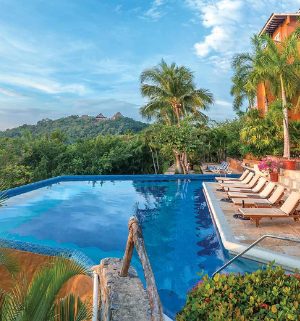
xmin=0 ymin=0 xmax=300 ymax=129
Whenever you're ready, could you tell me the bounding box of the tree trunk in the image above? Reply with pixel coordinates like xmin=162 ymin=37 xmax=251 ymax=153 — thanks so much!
xmin=180 ymin=153 xmax=187 ymax=174
xmin=174 ymin=152 xmax=183 ymax=174
xmin=280 ymin=75 xmax=290 ymax=158
xmin=182 ymin=152 xmax=189 ymax=174
xmin=150 ymin=147 xmax=157 ymax=174
xmin=155 ymin=150 xmax=159 ymax=172
xmin=174 ymin=106 xmax=180 ymax=126
xmin=263 ymin=82 xmax=268 ymax=113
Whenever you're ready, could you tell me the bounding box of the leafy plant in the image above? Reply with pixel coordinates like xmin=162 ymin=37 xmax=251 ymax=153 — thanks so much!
xmin=177 ymin=265 xmax=300 ymax=321
xmin=146 ymin=119 xmax=206 ymax=174
xmin=0 ymin=257 xmax=91 ymax=321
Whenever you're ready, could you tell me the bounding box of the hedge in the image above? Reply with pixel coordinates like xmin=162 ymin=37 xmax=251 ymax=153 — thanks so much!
xmin=177 ymin=265 xmax=300 ymax=321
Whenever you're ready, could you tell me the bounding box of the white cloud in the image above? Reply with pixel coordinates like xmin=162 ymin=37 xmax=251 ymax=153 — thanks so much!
xmin=186 ymin=0 xmax=300 ymax=71
xmin=144 ymin=0 xmax=166 ymax=20
xmin=0 ymin=75 xmax=88 ymax=95
xmin=0 ymin=87 xmax=23 ymax=97
xmin=215 ymin=99 xmax=232 ymax=107
xmin=187 ymin=0 xmax=242 ymax=58
xmin=194 ymin=26 xmax=231 ymax=57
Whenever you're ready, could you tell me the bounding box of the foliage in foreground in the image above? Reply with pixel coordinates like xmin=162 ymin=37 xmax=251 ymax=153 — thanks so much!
xmin=0 ymin=255 xmax=91 ymax=321
xmin=177 ymin=265 xmax=300 ymax=321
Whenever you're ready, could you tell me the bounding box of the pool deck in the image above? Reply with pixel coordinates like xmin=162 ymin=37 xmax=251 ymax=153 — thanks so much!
xmin=203 ymin=182 xmax=300 ymax=271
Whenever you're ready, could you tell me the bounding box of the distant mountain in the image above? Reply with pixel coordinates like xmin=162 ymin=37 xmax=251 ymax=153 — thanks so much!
xmin=0 ymin=113 xmax=148 ymax=141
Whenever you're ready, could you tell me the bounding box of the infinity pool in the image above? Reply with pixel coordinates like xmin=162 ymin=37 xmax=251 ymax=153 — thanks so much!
xmin=0 ymin=177 xmax=259 ymax=318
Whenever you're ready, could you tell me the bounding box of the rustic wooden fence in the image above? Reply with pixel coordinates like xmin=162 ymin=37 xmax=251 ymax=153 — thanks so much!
xmin=120 ymin=216 xmax=164 ymax=321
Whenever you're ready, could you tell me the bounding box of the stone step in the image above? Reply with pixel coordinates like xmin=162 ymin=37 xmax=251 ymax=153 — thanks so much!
xmin=97 ymin=258 xmax=152 ymax=321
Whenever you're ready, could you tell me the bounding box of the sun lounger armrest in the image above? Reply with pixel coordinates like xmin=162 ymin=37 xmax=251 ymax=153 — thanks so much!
xmin=254 ymin=202 xmax=272 ymax=208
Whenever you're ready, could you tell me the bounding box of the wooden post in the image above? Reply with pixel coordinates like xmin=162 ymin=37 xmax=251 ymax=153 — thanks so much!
xmin=119 ymin=220 xmax=135 ymax=277
xmin=120 ymin=216 xmax=164 ymax=321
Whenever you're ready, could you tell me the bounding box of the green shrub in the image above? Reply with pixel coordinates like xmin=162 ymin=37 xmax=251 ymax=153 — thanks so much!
xmin=177 ymin=265 xmax=300 ymax=321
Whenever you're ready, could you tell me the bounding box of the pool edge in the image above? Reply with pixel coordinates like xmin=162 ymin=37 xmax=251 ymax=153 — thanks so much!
xmin=4 ymin=174 xmax=235 ymax=198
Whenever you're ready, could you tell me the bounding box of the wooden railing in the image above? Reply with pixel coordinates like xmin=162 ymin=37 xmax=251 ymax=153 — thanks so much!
xmin=120 ymin=216 xmax=164 ymax=321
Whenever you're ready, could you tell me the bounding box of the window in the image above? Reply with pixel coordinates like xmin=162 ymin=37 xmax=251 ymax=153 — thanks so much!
xmin=274 ymin=32 xmax=281 ymax=42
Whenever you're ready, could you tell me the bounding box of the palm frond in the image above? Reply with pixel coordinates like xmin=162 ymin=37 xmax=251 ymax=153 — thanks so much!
xmin=1 ymin=257 xmax=90 ymax=321
xmin=0 ymin=248 xmax=19 ymax=275
xmin=55 ymin=294 xmax=92 ymax=321
xmin=140 ymin=60 xmax=214 ymax=124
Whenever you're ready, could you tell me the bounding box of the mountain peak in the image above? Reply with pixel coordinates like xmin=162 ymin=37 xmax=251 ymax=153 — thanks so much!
xmin=111 ymin=112 xmax=123 ymax=120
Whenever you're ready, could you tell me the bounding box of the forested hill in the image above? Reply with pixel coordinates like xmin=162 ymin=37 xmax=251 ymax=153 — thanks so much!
xmin=0 ymin=114 xmax=148 ymax=141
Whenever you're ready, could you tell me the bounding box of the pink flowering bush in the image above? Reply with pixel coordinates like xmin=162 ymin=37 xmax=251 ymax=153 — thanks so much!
xmin=258 ymin=158 xmax=279 ymax=173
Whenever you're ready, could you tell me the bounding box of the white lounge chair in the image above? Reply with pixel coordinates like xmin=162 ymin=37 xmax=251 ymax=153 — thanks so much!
xmin=228 ymin=182 xmax=276 ymax=199
xmin=227 ymin=177 xmax=267 ymax=193
xmin=215 ymin=169 xmax=249 ymax=182
xmin=220 ymin=171 xmax=254 ymax=186
xmin=238 ymin=191 xmax=300 ymax=227
xmin=221 ymin=174 xmax=259 ymax=191
xmin=231 ymin=185 xmax=285 ymax=207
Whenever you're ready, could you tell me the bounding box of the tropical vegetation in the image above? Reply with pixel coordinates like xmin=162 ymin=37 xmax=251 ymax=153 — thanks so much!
xmin=0 ymin=132 xmax=156 ymax=188
xmin=0 ymin=115 xmax=148 ymax=142
xmin=140 ymin=60 xmax=214 ymax=173
xmin=177 ymin=265 xmax=300 ymax=321
xmin=0 ymin=252 xmax=91 ymax=321
xmin=231 ymin=28 xmax=300 ymax=158
xmin=2 ymin=104 xmax=300 ymax=190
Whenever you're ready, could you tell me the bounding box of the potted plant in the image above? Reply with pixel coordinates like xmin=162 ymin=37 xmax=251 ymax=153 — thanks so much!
xmin=258 ymin=158 xmax=279 ymax=182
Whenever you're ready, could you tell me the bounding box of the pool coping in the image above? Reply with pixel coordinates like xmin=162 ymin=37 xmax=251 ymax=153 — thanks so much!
xmin=203 ymin=182 xmax=300 ymax=271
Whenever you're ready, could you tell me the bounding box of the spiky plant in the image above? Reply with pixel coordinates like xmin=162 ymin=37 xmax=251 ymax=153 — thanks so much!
xmin=0 ymin=246 xmax=19 ymax=275
xmin=0 ymin=257 xmax=91 ymax=321
xmin=55 ymin=294 xmax=92 ymax=321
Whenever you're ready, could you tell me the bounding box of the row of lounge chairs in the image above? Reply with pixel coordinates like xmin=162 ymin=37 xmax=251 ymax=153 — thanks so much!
xmin=215 ymin=169 xmax=300 ymax=227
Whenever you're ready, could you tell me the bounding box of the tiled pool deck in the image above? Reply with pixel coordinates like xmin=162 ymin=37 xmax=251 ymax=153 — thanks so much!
xmin=203 ymin=182 xmax=300 ymax=271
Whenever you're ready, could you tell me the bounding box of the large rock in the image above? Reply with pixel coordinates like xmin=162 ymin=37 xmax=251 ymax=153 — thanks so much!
xmin=97 ymin=258 xmax=151 ymax=321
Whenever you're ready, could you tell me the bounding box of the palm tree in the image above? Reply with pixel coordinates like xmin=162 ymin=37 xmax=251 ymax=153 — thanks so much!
xmin=231 ymin=35 xmax=265 ymax=114
xmin=140 ymin=60 xmax=213 ymax=173
xmin=140 ymin=60 xmax=214 ymax=126
xmin=0 ymin=257 xmax=92 ymax=321
xmin=254 ymin=32 xmax=300 ymax=158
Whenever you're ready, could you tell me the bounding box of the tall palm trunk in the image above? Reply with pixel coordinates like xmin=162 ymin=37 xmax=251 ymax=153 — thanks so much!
xmin=173 ymin=105 xmax=181 ymax=126
xmin=280 ymin=75 xmax=290 ymax=158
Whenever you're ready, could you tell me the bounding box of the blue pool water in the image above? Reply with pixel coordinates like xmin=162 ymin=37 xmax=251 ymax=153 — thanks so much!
xmin=0 ymin=178 xmax=259 ymax=318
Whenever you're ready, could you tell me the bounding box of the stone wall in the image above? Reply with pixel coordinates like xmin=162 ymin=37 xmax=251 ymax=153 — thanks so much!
xmin=279 ymin=169 xmax=300 ymax=190
xmin=227 ymin=158 xmax=244 ymax=172
xmin=97 ymin=258 xmax=151 ymax=321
